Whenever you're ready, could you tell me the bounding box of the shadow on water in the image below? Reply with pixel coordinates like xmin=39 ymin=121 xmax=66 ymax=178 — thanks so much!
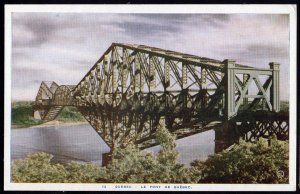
xmin=11 ymin=124 xmax=215 ymax=166
xmin=11 ymin=124 xmax=110 ymax=165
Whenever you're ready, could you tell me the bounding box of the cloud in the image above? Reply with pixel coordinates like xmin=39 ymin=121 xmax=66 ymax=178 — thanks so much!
xmin=10 ymin=13 xmax=290 ymax=101
xmin=12 ymin=13 xmax=59 ymax=48
xmin=117 ymin=21 xmax=178 ymax=38
xmin=246 ymin=44 xmax=289 ymax=59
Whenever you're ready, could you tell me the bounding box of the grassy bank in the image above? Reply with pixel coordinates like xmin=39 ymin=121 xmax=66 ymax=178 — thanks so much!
xmin=56 ymin=106 xmax=85 ymax=122
xmin=11 ymin=100 xmax=289 ymax=128
xmin=11 ymin=101 xmax=43 ymax=128
xmin=11 ymin=101 xmax=85 ymax=128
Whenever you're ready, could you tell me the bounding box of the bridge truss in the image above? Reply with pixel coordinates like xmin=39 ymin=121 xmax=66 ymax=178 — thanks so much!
xmin=33 ymin=43 xmax=287 ymax=150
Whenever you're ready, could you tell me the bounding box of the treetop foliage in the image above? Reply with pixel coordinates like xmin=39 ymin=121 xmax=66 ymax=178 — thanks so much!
xmin=12 ymin=124 xmax=289 ymax=184
xmin=192 ymin=136 xmax=289 ymax=183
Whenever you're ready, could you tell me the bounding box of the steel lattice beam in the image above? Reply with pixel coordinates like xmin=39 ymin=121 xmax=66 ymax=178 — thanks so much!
xmin=33 ymin=43 xmax=284 ymax=149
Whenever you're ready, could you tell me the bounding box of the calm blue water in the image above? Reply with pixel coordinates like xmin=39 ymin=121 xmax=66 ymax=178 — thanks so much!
xmin=11 ymin=124 xmax=215 ymax=166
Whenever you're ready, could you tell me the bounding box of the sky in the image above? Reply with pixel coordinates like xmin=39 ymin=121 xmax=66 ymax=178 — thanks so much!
xmin=11 ymin=13 xmax=290 ymax=101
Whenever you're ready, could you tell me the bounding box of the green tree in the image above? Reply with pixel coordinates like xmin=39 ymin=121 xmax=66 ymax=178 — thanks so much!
xmin=155 ymin=122 xmax=198 ymax=183
xmin=12 ymin=152 xmax=67 ymax=183
xmin=191 ymin=136 xmax=289 ymax=183
xmin=104 ymin=122 xmax=198 ymax=183
xmin=11 ymin=101 xmax=43 ymax=128
xmin=12 ymin=152 xmax=106 ymax=183
xmin=102 ymin=143 xmax=158 ymax=183
xmin=12 ymin=126 xmax=289 ymax=184
xmin=56 ymin=106 xmax=85 ymax=122
xmin=64 ymin=162 xmax=106 ymax=183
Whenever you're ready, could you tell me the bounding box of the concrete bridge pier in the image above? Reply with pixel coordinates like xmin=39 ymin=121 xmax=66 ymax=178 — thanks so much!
xmin=214 ymin=121 xmax=240 ymax=153
xmin=102 ymin=151 xmax=113 ymax=166
xmin=33 ymin=110 xmax=42 ymax=120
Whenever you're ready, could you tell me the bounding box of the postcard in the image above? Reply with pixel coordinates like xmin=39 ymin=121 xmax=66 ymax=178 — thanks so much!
xmin=4 ymin=4 xmax=297 ymax=191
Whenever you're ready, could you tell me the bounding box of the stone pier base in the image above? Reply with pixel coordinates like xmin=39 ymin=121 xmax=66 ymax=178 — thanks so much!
xmin=214 ymin=121 xmax=239 ymax=153
xmin=102 ymin=152 xmax=112 ymax=166
xmin=33 ymin=110 xmax=42 ymax=120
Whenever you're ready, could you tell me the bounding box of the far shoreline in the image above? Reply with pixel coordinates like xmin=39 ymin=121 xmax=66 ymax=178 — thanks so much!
xmin=12 ymin=120 xmax=89 ymax=129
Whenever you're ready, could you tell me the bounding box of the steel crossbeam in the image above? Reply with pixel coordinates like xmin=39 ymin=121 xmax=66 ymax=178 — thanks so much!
xmin=33 ymin=43 xmax=284 ymax=149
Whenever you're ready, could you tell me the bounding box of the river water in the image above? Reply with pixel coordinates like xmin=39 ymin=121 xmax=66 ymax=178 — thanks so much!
xmin=11 ymin=124 xmax=215 ymax=166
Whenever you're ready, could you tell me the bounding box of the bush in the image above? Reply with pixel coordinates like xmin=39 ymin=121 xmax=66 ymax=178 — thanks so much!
xmin=56 ymin=106 xmax=85 ymax=122
xmin=12 ymin=153 xmax=105 ymax=183
xmin=191 ymin=136 xmax=289 ymax=183
xmin=11 ymin=123 xmax=198 ymax=183
xmin=11 ymin=101 xmax=85 ymax=128
xmin=11 ymin=102 xmax=43 ymax=128
xmin=102 ymin=144 xmax=159 ymax=183
xmin=11 ymin=128 xmax=289 ymax=184
xmin=104 ymin=122 xmax=199 ymax=183
xmin=12 ymin=153 xmax=67 ymax=183
xmin=64 ymin=162 xmax=106 ymax=183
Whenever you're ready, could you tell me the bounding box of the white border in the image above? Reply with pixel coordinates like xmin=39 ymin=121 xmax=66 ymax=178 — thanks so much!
xmin=4 ymin=4 xmax=297 ymax=191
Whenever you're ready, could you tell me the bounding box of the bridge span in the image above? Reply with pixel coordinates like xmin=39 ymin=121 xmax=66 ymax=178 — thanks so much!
xmin=33 ymin=43 xmax=288 ymax=165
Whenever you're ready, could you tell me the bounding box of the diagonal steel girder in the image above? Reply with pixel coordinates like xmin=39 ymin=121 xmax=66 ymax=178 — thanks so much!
xmin=33 ymin=43 xmax=281 ymax=149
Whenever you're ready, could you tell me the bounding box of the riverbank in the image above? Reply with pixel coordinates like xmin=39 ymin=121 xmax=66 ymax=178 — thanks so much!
xmin=11 ymin=101 xmax=86 ymax=129
xmin=29 ymin=120 xmax=89 ymax=128
xmin=11 ymin=122 xmax=215 ymax=166
xmin=12 ymin=120 xmax=89 ymax=129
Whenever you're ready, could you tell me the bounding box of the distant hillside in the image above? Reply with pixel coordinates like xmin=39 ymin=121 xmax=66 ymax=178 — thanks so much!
xmin=11 ymin=101 xmax=43 ymax=128
xmin=280 ymin=101 xmax=289 ymax=113
xmin=11 ymin=101 xmax=85 ymax=128
xmin=11 ymin=100 xmax=289 ymax=128
xmin=56 ymin=106 xmax=85 ymax=122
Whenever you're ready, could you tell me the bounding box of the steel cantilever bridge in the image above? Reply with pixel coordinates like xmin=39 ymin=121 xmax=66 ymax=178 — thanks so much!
xmin=33 ymin=43 xmax=289 ymax=156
